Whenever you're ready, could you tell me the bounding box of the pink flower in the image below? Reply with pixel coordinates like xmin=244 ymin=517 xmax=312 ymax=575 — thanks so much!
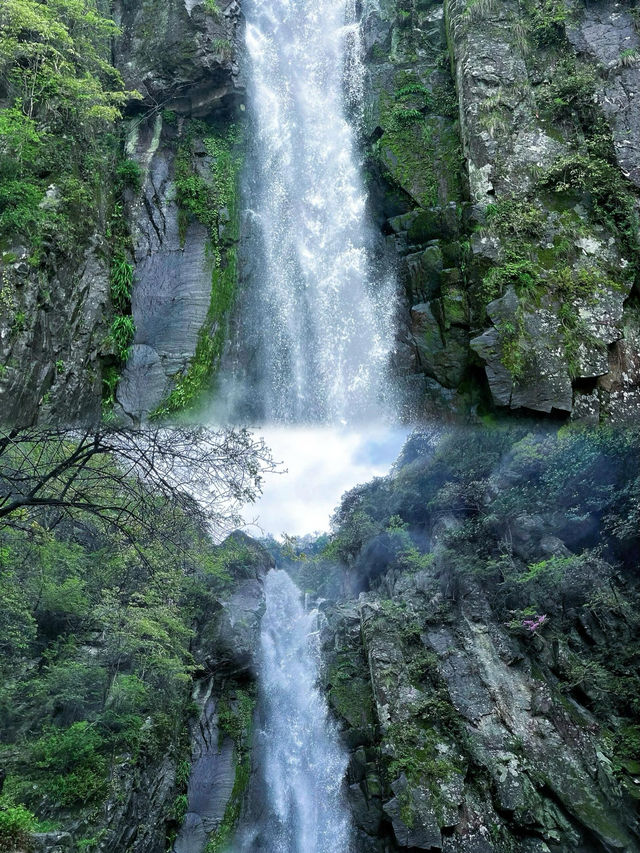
xmin=522 ymin=614 xmax=548 ymax=633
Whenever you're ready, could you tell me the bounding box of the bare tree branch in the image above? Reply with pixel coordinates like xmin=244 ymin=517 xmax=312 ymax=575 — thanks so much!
xmin=0 ymin=426 xmax=278 ymax=543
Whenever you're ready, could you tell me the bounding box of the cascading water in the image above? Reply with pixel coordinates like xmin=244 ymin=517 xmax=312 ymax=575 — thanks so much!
xmin=219 ymin=0 xmax=399 ymax=424
xmin=237 ymin=569 xmax=353 ymax=852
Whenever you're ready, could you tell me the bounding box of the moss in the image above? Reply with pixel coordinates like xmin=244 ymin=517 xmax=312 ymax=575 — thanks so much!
xmin=153 ymin=122 xmax=244 ymax=418
xmin=330 ymin=678 xmax=374 ymax=728
xmin=385 ymin=719 xmax=464 ymax=824
xmin=205 ymin=688 xmax=254 ymax=853
xmin=373 ymin=69 xmax=463 ymax=208
xmin=204 ymin=757 xmax=250 ymax=853
xmin=328 ymin=641 xmax=376 ymax=729
xmin=478 ymin=188 xmax=633 ymax=380
xmin=217 ymin=689 xmax=255 ymax=749
xmin=375 ymin=101 xmax=438 ymax=207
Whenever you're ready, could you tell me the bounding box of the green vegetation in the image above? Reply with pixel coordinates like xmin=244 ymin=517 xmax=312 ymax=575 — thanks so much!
xmin=0 ymin=0 xmax=131 ymax=252
xmin=526 ymin=0 xmax=569 ymax=46
xmin=203 ymin=0 xmax=222 ymax=18
xmin=0 ymin=426 xmax=273 ymax=846
xmin=153 ymin=122 xmax=244 ymax=418
xmin=328 ymin=651 xmax=376 ymax=731
xmin=0 ymin=799 xmax=36 ymax=852
xmin=0 ymin=510 xmax=213 ymax=820
xmin=476 ymin=190 xmax=635 ymax=379
xmin=371 ymin=63 xmax=463 ymax=209
xmin=0 ymin=0 xmax=143 ymax=419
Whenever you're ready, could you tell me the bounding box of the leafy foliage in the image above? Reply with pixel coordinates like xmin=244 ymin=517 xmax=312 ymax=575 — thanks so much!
xmin=0 ymin=428 xmax=274 ymax=837
xmin=0 ymin=0 xmax=132 ymax=249
xmin=0 ymin=798 xmax=36 ymax=851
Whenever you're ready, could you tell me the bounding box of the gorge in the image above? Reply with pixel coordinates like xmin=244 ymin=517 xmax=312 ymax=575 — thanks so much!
xmin=0 ymin=0 xmax=640 ymax=852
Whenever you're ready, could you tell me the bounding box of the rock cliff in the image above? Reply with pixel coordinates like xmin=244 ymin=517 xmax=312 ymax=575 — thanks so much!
xmin=1 ymin=0 xmax=639 ymax=423
xmin=307 ymin=426 xmax=640 ymax=852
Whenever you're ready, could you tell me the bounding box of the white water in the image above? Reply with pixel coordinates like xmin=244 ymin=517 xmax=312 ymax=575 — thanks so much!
xmin=237 ymin=569 xmax=353 ymax=852
xmin=220 ymin=0 xmax=399 ymax=424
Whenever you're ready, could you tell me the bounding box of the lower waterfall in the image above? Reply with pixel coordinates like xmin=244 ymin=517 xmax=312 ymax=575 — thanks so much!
xmin=236 ymin=569 xmax=353 ymax=853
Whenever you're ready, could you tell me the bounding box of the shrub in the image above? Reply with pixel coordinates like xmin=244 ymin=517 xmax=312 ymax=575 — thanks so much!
xmin=0 ymin=799 xmax=36 ymax=851
xmin=115 ymin=159 xmax=142 ymax=192
xmin=31 ymin=722 xmax=108 ymax=806
xmin=110 ymin=252 xmax=134 ymax=311
xmin=110 ymin=315 xmax=135 ymax=361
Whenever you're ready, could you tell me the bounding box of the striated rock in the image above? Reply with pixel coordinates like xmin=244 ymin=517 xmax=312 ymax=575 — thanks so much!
xmin=101 ymin=753 xmax=177 ymax=853
xmin=0 ymin=239 xmax=110 ymax=426
xmin=172 ymin=681 xmax=237 ymax=853
xmin=110 ymin=0 xmax=243 ymax=422
xmin=567 ymin=0 xmax=640 ymax=188
xmin=115 ymin=136 xmax=215 ymax=421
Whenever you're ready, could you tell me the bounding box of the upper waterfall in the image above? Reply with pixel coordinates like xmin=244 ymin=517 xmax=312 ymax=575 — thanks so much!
xmin=218 ymin=0 xmax=399 ymax=424
xmin=236 ymin=569 xmax=353 ymax=852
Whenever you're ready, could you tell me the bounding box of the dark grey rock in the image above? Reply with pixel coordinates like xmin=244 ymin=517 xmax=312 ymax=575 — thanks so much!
xmin=567 ymin=1 xmax=640 ymax=187
xmin=471 ymin=288 xmax=572 ymax=413
xmin=173 ymin=681 xmax=237 ymax=853
xmin=0 ymin=238 xmax=110 ymax=426
xmin=348 ymin=782 xmax=384 ymax=836
xmin=382 ymin=775 xmax=441 ymax=850
xmin=31 ymin=832 xmax=73 ymax=853
xmin=411 ymin=302 xmax=469 ymax=388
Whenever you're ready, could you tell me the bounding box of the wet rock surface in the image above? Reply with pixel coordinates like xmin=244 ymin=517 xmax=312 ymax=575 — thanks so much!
xmin=112 ymin=0 xmax=243 ymax=422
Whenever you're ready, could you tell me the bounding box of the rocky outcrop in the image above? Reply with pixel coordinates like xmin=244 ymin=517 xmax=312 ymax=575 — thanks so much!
xmin=325 ymin=563 xmax=640 ymax=853
xmin=36 ymin=532 xmax=272 ymax=853
xmin=444 ymin=0 xmax=640 ymax=420
xmin=168 ymin=532 xmax=270 ymax=853
xmin=0 ymin=236 xmax=110 ymax=426
xmin=112 ymin=0 xmax=244 ymax=423
xmin=114 ymin=0 xmax=243 ymax=117
xmin=114 ymin=123 xmax=217 ymax=422
xmin=319 ymin=428 xmax=640 ymax=853
xmin=360 ymin=0 xmax=474 ymax=415
xmin=567 ymin=0 xmax=640 ymax=189
xmin=172 ymin=681 xmax=236 ymax=853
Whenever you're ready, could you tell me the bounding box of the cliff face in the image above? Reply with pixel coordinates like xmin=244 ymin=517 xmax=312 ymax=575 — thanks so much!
xmin=309 ymin=426 xmax=640 ymax=853
xmin=1 ymin=0 xmax=638 ymax=423
xmin=112 ymin=0 xmax=244 ymax=423
xmin=447 ymin=0 xmax=640 ymax=420
xmin=0 ymin=242 xmax=110 ymax=425
xmin=358 ymin=0 xmax=640 ymax=421
xmin=0 ymin=0 xmax=244 ymax=426
xmin=1 ymin=523 xmax=270 ymax=853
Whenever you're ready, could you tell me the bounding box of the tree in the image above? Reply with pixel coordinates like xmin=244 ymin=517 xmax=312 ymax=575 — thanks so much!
xmin=0 ymin=426 xmax=277 ymax=542
xmin=0 ymin=0 xmax=125 ymax=126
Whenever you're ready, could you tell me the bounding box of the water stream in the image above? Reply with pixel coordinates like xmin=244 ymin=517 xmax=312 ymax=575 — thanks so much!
xmin=218 ymin=0 xmax=399 ymax=424
xmin=237 ymin=570 xmax=353 ymax=852
xmin=217 ymin=0 xmax=401 ymax=845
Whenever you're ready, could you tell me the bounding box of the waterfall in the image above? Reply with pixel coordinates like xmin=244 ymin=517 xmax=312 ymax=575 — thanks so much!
xmin=238 ymin=569 xmax=353 ymax=852
xmin=220 ymin=0 xmax=399 ymax=424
